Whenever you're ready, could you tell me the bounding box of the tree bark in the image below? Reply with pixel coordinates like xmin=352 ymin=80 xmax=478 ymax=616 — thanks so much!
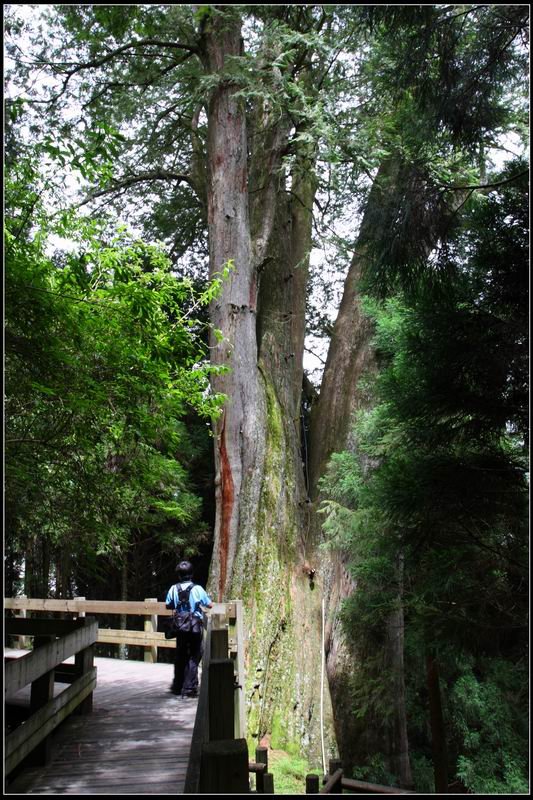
xmin=308 ymin=158 xmax=399 ymax=494
xmin=203 ymin=8 xmax=267 ymax=603
xmin=202 ymin=8 xmax=335 ymax=765
xmin=385 ymin=556 xmax=413 ymax=789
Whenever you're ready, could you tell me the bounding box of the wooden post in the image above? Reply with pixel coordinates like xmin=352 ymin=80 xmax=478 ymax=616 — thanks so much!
xmin=306 ymin=774 xmax=320 ymax=793
xmin=329 ymin=758 xmax=342 ymax=775
xmin=200 ymin=738 xmax=249 ymax=793
xmin=211 ymin=628 xmax=229 ymax=660
xmin=255 ymin=746 xmax=268 ymax=793
xmin=234 ymin=600 xmax=246 ymax=739
xmin=13 ymin=595 xmax=28 ymax=650
xmin=27 ymin=635 xmax=55 ymax=765
xmin=212 ymin=611 xmax=225 ymax=631
xmin=144 ymin=598 xmax=158 ymax=663
xmin=75 ymin=596 xmax=86 ymax=617
xmin=74 ymin=619 xmax=95 ymax=714
xmin=209 ymin=659 xmax=235 ymax=741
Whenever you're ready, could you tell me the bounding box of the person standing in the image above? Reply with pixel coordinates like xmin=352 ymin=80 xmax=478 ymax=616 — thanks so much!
xmin=166 ymin=560 xmax=212 ymax=697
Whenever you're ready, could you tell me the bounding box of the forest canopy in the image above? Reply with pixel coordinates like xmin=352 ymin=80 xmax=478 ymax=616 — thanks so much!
xmin=4 ymin=4 xmax=529 ymax=793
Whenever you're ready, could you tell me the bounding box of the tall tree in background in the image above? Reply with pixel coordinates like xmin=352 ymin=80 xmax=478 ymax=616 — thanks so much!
xmin=307 ymin=7 xmax=528 ymax=779
xmin=320 ymin=162 xmax=529 ymax=791
xmin=5 ymin=3 xmax=528 ymax=775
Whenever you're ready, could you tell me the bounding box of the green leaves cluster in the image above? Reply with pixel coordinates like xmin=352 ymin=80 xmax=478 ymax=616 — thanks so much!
xmin=5 ymin=150 xmax=226 ymax=594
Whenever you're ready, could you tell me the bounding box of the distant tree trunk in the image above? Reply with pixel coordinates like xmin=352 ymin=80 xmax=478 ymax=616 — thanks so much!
xmin=24 ymin=539 xmax=36 ymax=597
xmin=426 ymin=651 xmax=448 ymax=793
xmin=55 ymin=548 xmax=71 ymax=598
xmin=24 ymin=535 xmax=50 ymax=597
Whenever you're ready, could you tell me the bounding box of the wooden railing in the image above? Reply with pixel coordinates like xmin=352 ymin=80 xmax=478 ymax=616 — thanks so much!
xmin=184 ymin=601 xmax=271 ymax=794
xmin=4 ymin=616 xmax=98 ymax=775
xmin=5 ymin=596 xmax=177 ymax=662
xmin=306 ymin=759 xmax=415 ymax=794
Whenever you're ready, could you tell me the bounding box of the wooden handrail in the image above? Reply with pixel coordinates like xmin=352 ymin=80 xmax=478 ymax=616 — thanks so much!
xmin=5 ymin=597 xmax=174 ymax=615
xmin=4 ymin=596 xmax=187 ymax=661
xmin=341 ymin=777 xmax=415 ymax=794
xmin=5 ymin=597 xmax=256 ymax=792
xmin=184 ymin=613 xmax=213 ymax=794
xmin=5 ymin=597 xmax=234 ymax=616
xmin=5 ymin=616 xmax=98 ymax=774
xmin=184 ymin=601 xmax=257 ymax=794
xmin=320 ymin=768 xmax=343 ymax=794
xmin=4 ymin=598 xmax=237 ymax=663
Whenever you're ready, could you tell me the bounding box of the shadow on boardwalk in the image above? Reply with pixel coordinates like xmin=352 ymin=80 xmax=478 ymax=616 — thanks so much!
xmin=6 ymin=656 xmax=198 ymax=795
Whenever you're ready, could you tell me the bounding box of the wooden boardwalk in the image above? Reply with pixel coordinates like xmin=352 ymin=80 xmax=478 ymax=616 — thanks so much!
xmin=5 ymin=653 xmax=198 ymax=795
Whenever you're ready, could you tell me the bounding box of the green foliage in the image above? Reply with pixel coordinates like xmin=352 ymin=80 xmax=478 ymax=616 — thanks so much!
xmin=351 ymin=6 xmax=529 ymax=296
xmin=352 ymin=753 xmax=397 ymax=787
xmin=268 ymin=751 xmax=312 ymax=796
xmin=450 ymin=659 xmax=529 ymax=794
xmin=319 ymin=165 xmax=528 ymax=790
xmin=408 ymin=753 xmax=435 ymax=795
xmin=5 ymin=148 xmax=226 ymax=594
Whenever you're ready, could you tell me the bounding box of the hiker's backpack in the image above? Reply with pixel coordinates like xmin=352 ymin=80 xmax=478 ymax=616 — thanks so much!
xmin=168 ymin=583 xmax=203 ymax=636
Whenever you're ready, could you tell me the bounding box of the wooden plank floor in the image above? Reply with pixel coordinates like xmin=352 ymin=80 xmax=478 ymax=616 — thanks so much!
xmin=5 ymin=653 xmax=198 ymax=794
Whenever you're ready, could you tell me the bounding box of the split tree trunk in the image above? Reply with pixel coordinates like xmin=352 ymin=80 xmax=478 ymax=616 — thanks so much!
xmin=202 ymin=14 xmax=415 ymax=771
xmin=202 ymin=8 xmax=335 ymax=765
xmin=201 ymin=9 xmax=463 ymax=773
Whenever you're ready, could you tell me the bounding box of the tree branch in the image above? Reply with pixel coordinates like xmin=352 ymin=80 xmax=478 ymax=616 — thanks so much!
xmin=75 ymin=170 xmax=195 ymax=208
xmin=43 ymin=38 xmax=198 ymax=104
xmin=444 ymin=169 xmax=529 ymax=192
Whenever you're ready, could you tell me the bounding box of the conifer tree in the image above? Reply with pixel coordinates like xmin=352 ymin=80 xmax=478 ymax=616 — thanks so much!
xmin=5 ymin=3 xmax=528 ymax=774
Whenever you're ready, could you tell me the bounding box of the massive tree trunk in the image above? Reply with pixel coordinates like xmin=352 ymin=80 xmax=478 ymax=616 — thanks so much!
xmin=202 ymin=8 xmax=335 ymax=765
xmin=201 ymin=9 xmax=464 ymax=773
xmin=202 ymin=15 xmax=422 ymax=771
